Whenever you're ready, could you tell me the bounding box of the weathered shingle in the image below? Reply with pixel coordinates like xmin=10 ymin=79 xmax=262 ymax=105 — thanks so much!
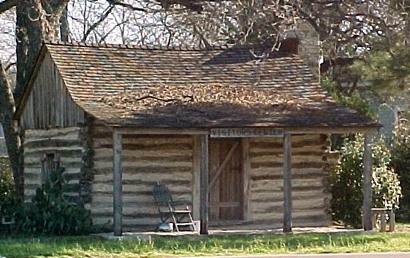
xmin=44 ymin=42 xmax=377 ymax=128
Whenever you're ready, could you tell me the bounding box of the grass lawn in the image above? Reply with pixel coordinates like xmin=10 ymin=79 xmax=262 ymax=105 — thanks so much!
xmin=1 ymin=228 xmax=410 ymax=258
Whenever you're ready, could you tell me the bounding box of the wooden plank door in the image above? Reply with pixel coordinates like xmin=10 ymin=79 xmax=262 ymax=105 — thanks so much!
xmin=209 ymin=139 xmax=243 ymax=221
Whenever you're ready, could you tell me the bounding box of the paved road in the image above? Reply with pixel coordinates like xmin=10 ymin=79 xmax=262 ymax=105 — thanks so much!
xmin=189 ymin=253 xmax=410 ymax=258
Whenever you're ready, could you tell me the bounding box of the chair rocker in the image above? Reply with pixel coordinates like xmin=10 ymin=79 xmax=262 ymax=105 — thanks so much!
xmin=153 ymin=181 xmax=195 ymax=232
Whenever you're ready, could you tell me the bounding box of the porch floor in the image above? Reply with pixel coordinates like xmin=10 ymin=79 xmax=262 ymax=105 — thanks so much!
xmin=92 ymin=226 xmax=362 ymax=240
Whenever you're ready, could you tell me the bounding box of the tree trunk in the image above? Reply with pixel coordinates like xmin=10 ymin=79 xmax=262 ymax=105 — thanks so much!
xmin=0 ymin=0 xmax=70 ymax=202
xmin=15 ymin=1 xmax=43 ymax=103
xmin=0 ymin=62 xmax=24 ymax=202
xmin=60 ymin=6 xmax=70 ymax=41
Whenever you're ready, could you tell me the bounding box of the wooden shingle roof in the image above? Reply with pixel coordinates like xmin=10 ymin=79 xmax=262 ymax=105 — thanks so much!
xmin=23 ymin=42 xmax=378 ymax=129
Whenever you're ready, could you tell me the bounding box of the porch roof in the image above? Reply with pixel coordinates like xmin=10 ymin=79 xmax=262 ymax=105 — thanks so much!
xmin=42 ymin=42 xmax=378 ymax=129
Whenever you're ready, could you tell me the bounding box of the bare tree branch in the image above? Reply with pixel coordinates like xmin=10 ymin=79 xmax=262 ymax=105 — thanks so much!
xmin=82 ymin=5 xmax=115 ymax=42
xmin=5 ymin=62 xmax=15 ymax=71
xmin=192 ymin=24 xmax=212 ymax=48
xmin=106 ymin=0 xmax=146 ymax=12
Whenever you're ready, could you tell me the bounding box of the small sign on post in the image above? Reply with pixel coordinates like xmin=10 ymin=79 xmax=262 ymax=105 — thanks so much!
xmin=210 ymin=128 xmax=284 ymax=138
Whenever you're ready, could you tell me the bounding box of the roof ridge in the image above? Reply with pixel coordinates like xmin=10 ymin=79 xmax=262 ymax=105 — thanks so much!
xmin=42 ymin=40 xmax=277 ymax=52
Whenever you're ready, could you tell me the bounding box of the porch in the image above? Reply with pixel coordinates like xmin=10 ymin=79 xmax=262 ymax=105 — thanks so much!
xmin=109 ymin=128 xmax=375 ymax=236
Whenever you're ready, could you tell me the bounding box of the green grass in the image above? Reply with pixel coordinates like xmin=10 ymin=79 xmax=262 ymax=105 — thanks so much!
xmin=0 ymin=231 xmax=410 ymax=258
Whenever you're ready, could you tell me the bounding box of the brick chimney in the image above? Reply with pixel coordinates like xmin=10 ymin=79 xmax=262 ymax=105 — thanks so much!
xmin=279 ymin=37 xmax=300 ymax=55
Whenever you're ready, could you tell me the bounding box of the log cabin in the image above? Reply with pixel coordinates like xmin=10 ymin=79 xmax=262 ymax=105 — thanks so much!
xmin=15 ymin=41 xmax=378 ymax=236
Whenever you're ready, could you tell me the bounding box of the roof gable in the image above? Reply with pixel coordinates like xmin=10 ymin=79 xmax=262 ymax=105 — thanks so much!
xmin=17 ymin=48 xmax=85 ymax=129
xmin=18 ymin=42 xmax=377 ymax=130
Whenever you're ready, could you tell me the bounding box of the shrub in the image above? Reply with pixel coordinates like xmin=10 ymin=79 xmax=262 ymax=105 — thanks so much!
xmin=391 ymin=117 xmax=410 ymax=222
xmin=331 ymin=134 xmax=402 ymax=228
xmin=0 ymin=157 xmax=15 ymax=216
xmin=15 ymin=167 xmax=92 ymax=235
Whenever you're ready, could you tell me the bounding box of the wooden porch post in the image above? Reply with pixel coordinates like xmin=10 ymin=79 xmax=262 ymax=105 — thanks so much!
xmin=113 ymin=131 xmax=123 ymax=236
xmin=192 ymin=136 xmax=201 ymax=220
xmin=283 ymin=133 xmax=292 ymax=233
xmin=242 ymin=138 xmax=251 ymax=221
xmin=363 ymin=133 xmax=373 ymax=231
xmin=199 ymin=134 xmax=209 ymax=235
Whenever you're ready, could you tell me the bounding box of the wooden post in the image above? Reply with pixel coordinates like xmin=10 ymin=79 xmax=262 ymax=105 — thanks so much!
xmin=363 ymin=133 xmax=373 ymax=231
xmin=192 ymin=135 xmax=201 ymax=220
xmin=283 ymin=133 xmax=292 ymax=233
xmin=113 ymin=131 xmax=123 ymax=236
xmin=199 ymin=134 xmax=209 ymax=235
xmin=242 ymin=138 xmax=251 ymax=221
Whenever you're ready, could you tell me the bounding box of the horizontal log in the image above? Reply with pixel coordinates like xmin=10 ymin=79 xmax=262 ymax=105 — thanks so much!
xmin=25 ymin=127 xmax=81 ymax=139
xmin=93 ymin=165 xmax=192 ymax=176
xmin=249 ymin=134 xmax=324 ymax=143
xmin=24 ymin=149 xmax=83 ymax=161
xmin=93 ymin=134 xmax=192 ymax=145
xmin=92 ymin=192 xmax=192 ymax=203
xmin=24 ymin=172 xmax=41 ymax=181
xmin=250 ymin=161 xmax=283 ymax=169
xmin=92 ymin=182 xmax=192 ymax=194
xmin=291 ymin=179 xmax=324 ymax=187
xmin=25 ymin=139 xmax=82 ymax=149
xmin=90 ymin=205 xmax=113 ymax=213
xmin=25 ymin=164 xmax=81 ymax=174
xmin=250 ymin=180 xmax=283 ymax=191
xmin=93 ymin=136 xmax=192 ymax=145
xmin=251 ymin=208 xmax=283 ymax=217
xmin=98 ymin=143 xmax=192 ymax=151
xmin=250 ymin=193 xmax=283 ymax=203
xmin=92 ymin=190 xmax=192 ymax=201
xmin=249 ymin=150 xmax=282 ymax=157
xmin=249 ymin=167 xmax=283 ymax=176
xmin=249 ymin=142 xmax=283 ymax=150
xmin=25 ymin=183 xmax=42 ymax=191
xmin=250 ymin=154 xmax=324 ymax=164
xmin=93 ymin=158 xmax=192 ymax=168
xmin=251 ymin=172 xmax=324 ymax=181
xmin=93 ymin=148 xmax=192 ymax=160
xmin=251 ymin=161 xmax=323 ymax=170
xmin=293 ymin=200 xmax=325 ymax=210
xmin=127 ymin=155 xmax=193 ymax=163
xmin=251 ymin=188 xmax=328 ymax=199
xmin=251 ymin=169 xmax=326 ymax=184
xmin=24 ymin=146 xmax=83 ymax=155
xmin=93 ymin=160 xmax=192 ymax=169
xmin=91 ymin=126 xmax=194 ymax=141
xmin=93 ymin=172 xmax=192 ymax=184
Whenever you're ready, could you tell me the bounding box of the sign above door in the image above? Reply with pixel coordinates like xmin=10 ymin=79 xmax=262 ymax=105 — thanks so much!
xmin=210 ymin=128 xmax=284 ymax=138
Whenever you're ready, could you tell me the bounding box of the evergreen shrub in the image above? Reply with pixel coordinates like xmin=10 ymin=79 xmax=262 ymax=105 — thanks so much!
xmin=331 ymin=134 xmax=402 ymax=228
xmin=15 ymin=167 xmax=92 ymax=235
xmin=391 ymin=118 xmax=410 ymax=222
xmin=0 ymin=157 xmax=15 ymax=217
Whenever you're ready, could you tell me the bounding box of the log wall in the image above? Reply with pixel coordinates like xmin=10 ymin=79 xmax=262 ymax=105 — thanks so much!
xmin=248 ymin=134 xmax=331 ymax=228
xmin=20 ymin=52 xmax=85 ymax=129
xmin=90 ymin=128 xmax=331 ymax=230
xmin=24 ymin=126 xmax=91 ymax=203
xmin=24 ymin=124 xmax=332 ymax=230
xmin=90 ymin=123 xmax=193 ymax=230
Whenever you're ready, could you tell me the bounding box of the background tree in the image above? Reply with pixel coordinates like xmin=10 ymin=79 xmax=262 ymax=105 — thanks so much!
xmin=353 ymin=0 xmax=410 ymax=98
xmin=0 ymin=0 xmax=70 ymax=201
xmin=1 ymin=0 xmax=409 ymax=201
